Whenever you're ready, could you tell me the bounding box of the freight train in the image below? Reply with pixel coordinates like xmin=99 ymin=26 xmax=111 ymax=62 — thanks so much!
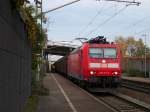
xmin=54 ymin=36 xmax=122 ymax=90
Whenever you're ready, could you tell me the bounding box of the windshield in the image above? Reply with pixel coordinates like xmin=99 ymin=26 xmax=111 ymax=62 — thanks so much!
xmin=89 ymin=48 xmax=117 ymax=58
xmin=104 ymin=48 xmax=117 ymax=58
xmin=89 ymin=48 xmax=103 ymax=58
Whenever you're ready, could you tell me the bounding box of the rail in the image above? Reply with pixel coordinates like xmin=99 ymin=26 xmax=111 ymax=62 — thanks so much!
xmin=121 ymin=79 xmax=150 ymax=94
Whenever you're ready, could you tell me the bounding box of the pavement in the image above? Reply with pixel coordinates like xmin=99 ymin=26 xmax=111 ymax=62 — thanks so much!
xmin=37 ymin=73 xmax=115 ymax=112
xmin=122 ymin=76 xmax=150 ymax=84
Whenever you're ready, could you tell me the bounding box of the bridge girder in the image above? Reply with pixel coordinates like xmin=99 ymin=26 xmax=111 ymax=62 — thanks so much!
xmin=44 ymin=45 xmax=76 ymax=56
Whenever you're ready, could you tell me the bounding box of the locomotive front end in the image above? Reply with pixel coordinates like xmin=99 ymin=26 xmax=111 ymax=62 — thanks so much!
xmin=86 ymin=44 xmax=122 ymax=87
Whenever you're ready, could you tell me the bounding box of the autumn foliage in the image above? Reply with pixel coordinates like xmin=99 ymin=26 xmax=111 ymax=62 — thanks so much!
xmin=115 ymin=36 xmax=149 ymax=58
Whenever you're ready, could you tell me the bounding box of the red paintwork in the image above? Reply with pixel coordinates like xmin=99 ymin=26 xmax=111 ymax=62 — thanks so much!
xmin=67 ymin=43 xmax=122 ymax=81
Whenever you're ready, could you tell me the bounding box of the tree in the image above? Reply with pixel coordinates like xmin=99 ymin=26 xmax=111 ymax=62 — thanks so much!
xmin=135 ymin=38 xmax=145 ymax=57
xmin=115 ymin=36 xmax=146 ymax=57
xmin=19 ymin=2 xmax=48 ymax=94
xmin=115 ymin=36 xmax=127 ymax=56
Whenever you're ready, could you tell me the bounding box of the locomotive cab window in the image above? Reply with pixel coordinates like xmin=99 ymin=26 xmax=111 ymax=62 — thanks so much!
xmin=89 ymin=48 xmax=103 ymax=58
xmin=104 ymin=48 xmax=117 ymax=58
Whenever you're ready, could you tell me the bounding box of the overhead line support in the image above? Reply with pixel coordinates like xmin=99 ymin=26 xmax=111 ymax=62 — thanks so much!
xmin=43 ymin=0 xmax=80 ymax=14
xmin=98 ymin=0 xmax=141 ymax=6
xmin=42 ymin=0 xmax=140 ymax=15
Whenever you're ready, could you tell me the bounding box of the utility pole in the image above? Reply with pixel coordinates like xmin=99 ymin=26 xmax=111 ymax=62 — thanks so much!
xmin=142 ymin=34 xmax=147 ymax=78
xmin=34 ymin=0 xmax=43 ymax=81
xmin=41 ymin=0 xmax=43 ymax=58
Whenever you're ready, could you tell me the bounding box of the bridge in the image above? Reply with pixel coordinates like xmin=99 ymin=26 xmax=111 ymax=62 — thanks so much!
xmin=44 ymin=41 xmax=78 ymax=60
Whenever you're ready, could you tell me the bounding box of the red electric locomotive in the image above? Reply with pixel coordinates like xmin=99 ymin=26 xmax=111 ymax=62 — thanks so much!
xmin=67 ymin=36 xmax=122 ymax=89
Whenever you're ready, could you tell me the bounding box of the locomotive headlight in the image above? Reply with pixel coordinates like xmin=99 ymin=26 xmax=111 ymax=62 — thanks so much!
xmin=113 ymin=72 xmax=118 ymax=75
xmin=114 ymin=72 xmax=118 ymax=75
xmin=90 ymin=71 xmax=96 ymax=75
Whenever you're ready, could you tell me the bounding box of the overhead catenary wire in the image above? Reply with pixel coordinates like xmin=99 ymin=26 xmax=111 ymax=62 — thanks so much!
xmin=134 ymin=27 xmax=150 ymax=35
xmin=77 ymin=0 xmax=140 ymax=38
xmin=43 ymin=0 xmax=81 ymax=14
xmin=43 ymin=0 xmax=141 ymax=42
xmin=84 ymin=5 xmax=129 ymax=38
xmin=77 ymin=2 xmax=108 ymax=37
xmin=77 ymin=3 xmax=120 ymax=38
xmin=123 ymin=15 xmax=150 ymax=30
xmin=111 ymin=15 xmax=150 ymax=37
xmin=42 ymin=0 xmax=140 ymax=14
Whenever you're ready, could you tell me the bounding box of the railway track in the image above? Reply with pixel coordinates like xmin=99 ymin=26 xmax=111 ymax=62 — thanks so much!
xmin=76 ymin=84 xmax=150 ymax=112
xmin=58 ymin=73 xmax=150 ymax=112
xmin=121 ymin=79 xmax=150 ymax=94
xmin=94 ymin=93 xmax=149 ymax=112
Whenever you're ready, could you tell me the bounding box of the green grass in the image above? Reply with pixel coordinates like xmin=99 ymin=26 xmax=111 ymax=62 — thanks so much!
xmin=23 ymin=95 xmax=38 ymax=112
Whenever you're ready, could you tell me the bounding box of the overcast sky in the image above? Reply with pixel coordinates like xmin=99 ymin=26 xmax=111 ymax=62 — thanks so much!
xmin=30 ymin=0 xmax=150 ymax=46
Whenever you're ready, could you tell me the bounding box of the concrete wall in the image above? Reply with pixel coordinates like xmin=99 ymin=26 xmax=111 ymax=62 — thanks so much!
xmin=0 ymin=0 xmax=31 ymax=112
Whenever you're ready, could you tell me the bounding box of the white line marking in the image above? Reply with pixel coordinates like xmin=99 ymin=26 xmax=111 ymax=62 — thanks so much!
xmin=60 ymin=74 xmax=118 ymax=112
xmin=51 ymin=74 xmax=78 ymax=112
